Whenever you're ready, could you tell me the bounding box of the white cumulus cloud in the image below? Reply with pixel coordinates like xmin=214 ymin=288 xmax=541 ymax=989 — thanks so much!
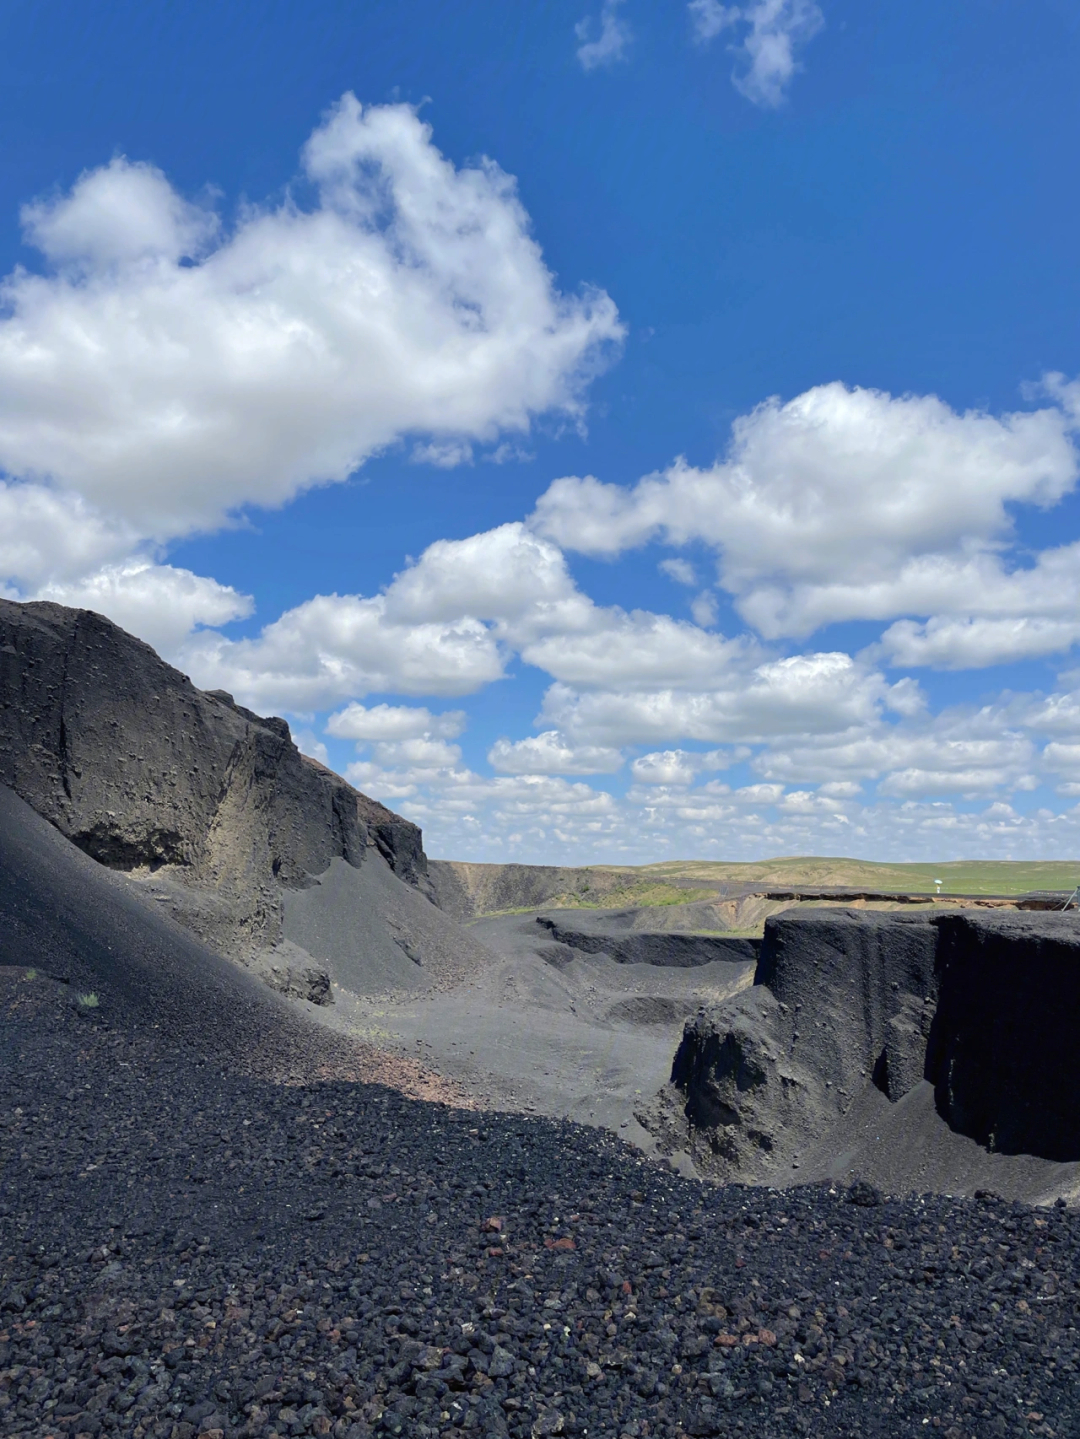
xmin=629 ymin=748 xmax=732 ymax=785
xmin=487 ymin=731 xmax=624 ymax=775
xmin=531 ymin=381 xmax=1080 ymax=663
xmin=0 ymin=94 xmax=622 ymax=544
xmin=37 ymin=559 xmax=253 ymax=655
xmin=326 ymin=701 xmax=466 ymax=743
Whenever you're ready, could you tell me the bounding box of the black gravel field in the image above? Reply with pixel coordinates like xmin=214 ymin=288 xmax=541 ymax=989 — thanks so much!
xmin=2 ymin=974 xmax=1079 ymax=1439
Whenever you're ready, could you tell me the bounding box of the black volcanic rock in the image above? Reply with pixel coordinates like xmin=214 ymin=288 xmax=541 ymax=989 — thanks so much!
xmin=537 ymin=910 xmax=760 ymax=967
xmin=0 ymin=780 xmax=347 ymax=1069
xmin=661 ymin=906 xmax=1080 ymax=1186
xmin=929 ymin=910 xmax=1080 ymax=1161
xmin=0 ymin=599 xmax=430 ymax=958
xmin=665 ymin=910 xmax=938 ymax=1179
xmin=5 ymin=959 xmax=1080 ymax=1439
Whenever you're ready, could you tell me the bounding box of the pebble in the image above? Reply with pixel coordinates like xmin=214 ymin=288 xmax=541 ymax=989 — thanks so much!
xmin=1 ymin=977 xmax=1079 ymax=1439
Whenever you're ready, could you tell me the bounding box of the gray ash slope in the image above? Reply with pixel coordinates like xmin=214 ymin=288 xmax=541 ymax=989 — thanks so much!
xmin=0 ymin=598 xmax=492 ymax=1002
xmin=4 ymin=968 xmax=1080 ymax=1439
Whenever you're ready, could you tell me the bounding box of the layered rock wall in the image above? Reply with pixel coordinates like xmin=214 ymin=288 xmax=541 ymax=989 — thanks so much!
xmin=0 ymin=599 xmax=430 ymax=958
xmin=666 ymin=907 xmax=1080 ymax=1176
xmin=537 ymin=912 xmax=760 ymax=967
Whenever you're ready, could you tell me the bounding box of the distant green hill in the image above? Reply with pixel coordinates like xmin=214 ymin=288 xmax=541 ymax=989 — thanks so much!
xmin=594 ymin=856 xmax=1080 ymax=898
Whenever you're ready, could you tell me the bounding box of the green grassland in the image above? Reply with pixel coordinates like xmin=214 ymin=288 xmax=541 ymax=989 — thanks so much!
xmin=587 ymin=856 xmax=1080 ymax=898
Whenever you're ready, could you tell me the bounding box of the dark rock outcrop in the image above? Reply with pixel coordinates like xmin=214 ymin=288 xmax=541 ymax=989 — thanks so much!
xmin=537 ymin=909 xmax=760 ymax=967
xmin=663 ymin=906 xmax=1080 ymax=1179
xmin=929 ymin=911 xmax=1080 ymax=1161
xmin=0 ymin=599 xmax=430 ymax=959
xmin=664 ymin=910 xmax=938 ymax=1177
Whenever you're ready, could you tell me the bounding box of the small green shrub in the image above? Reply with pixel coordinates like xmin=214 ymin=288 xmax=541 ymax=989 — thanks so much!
xmin=76 ymin=992 xmax=100 ymax=1009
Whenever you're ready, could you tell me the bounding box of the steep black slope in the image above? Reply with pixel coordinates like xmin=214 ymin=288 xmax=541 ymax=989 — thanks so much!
xmin=0 ymin=780 xmax=353 ymax=1074
xmin=929 ymin=911 xmax=1080 ymax=1161
xmin=0 ymin=599 xmax=431 ymax=963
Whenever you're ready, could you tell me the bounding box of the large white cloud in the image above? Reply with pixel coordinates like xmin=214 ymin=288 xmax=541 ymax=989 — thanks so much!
xmin=37 ymin=559 xmax=253 ymax=654
xmin=541 ymin=651 xmax=911 ymax=747
xmin=0 ymin=95 xmax=622 ymax=544
xmin=180 ymin=593 xmax=505 ymax=712
xmin=0 ymin=481 xmax=137 ymax=590
xmin=177 ymin=520 xmax=758 ymax=713
xmin=531 ymin=382 xmax=1080 ymax=659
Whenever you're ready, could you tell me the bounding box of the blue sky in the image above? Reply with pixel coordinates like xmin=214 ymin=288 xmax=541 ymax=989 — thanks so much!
xmin=4 ymin=0 xmax=1080 ymax=864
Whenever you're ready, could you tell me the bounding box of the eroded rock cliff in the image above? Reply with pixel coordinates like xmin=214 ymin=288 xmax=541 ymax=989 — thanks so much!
xmin=653 ymin=906 xmax=1080 ymax=1181
xmin=0 ymin=599 xmax=431 ymax=966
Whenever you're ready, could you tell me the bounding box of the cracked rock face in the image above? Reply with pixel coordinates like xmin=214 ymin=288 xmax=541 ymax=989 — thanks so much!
xmin=656 ymin=906 xmax=1080 ymax=1183
xmin=664 ymin=910 xmax=939 ymax=1180
xmin=0 ymin=599 xmax=430 ymax=963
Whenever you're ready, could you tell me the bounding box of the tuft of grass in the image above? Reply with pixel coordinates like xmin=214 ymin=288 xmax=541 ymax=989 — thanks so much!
xmin=76 ymin=992 xmax=100 ymax=1009
xmin=22 ymin=968 xmax=37 ymax=981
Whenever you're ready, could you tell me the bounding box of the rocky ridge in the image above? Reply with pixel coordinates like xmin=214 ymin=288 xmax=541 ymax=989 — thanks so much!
xmin=0 ymin=599 xmax=438 ymax=999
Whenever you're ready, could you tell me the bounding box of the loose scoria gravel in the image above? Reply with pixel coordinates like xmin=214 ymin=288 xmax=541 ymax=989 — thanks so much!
xmin=2 ymin=977 xmax=1079 ymax=1439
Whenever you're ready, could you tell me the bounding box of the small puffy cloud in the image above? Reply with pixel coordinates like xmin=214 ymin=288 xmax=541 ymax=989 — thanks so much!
xmin=691 ymin=591 xmax=719 ymax=628
xmin=690 ymin=0 xmax=824 ymax=107
xmin=630 ymin=748 xmax=731 ymax=785
xmin=384 ymin=523 xmax=580 ymax=632
xmin=37 ymin=559 xmax=252 ymax=655
xmin=326 ymin=701 xmax=466 ymax=743
xmin=576 ymin=0 xmax=632 ymax=71
xmin=631 ymin=750 xmax=700 ymax=786
xmin=292 ymin=730 xmax=329 ymax=766
xmin=818 ymin=779 xmax=862 ymax=799
xmin=487 ymin=731 xmax=623 ymax=775
xmin=22 ymin=156 xmax=219 ymax=268
xmin=410 ymin=439 xmax=474 ymax=469
xmin=734 ymin=782 xmax=785 ymax=804
xmin=0 ymin=94 xmax=622 ymax=543
xmin=371 ymin=736 xmax=462 ymax=769
xmin=689 ymin=1 xmax=741 ymax=43
xmin=659 ymin=557 xmax=697 ymax=586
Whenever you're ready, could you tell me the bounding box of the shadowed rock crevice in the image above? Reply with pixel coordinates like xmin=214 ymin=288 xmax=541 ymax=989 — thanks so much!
xmin=927 ymin=912 xmax=1080 ymax=1161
